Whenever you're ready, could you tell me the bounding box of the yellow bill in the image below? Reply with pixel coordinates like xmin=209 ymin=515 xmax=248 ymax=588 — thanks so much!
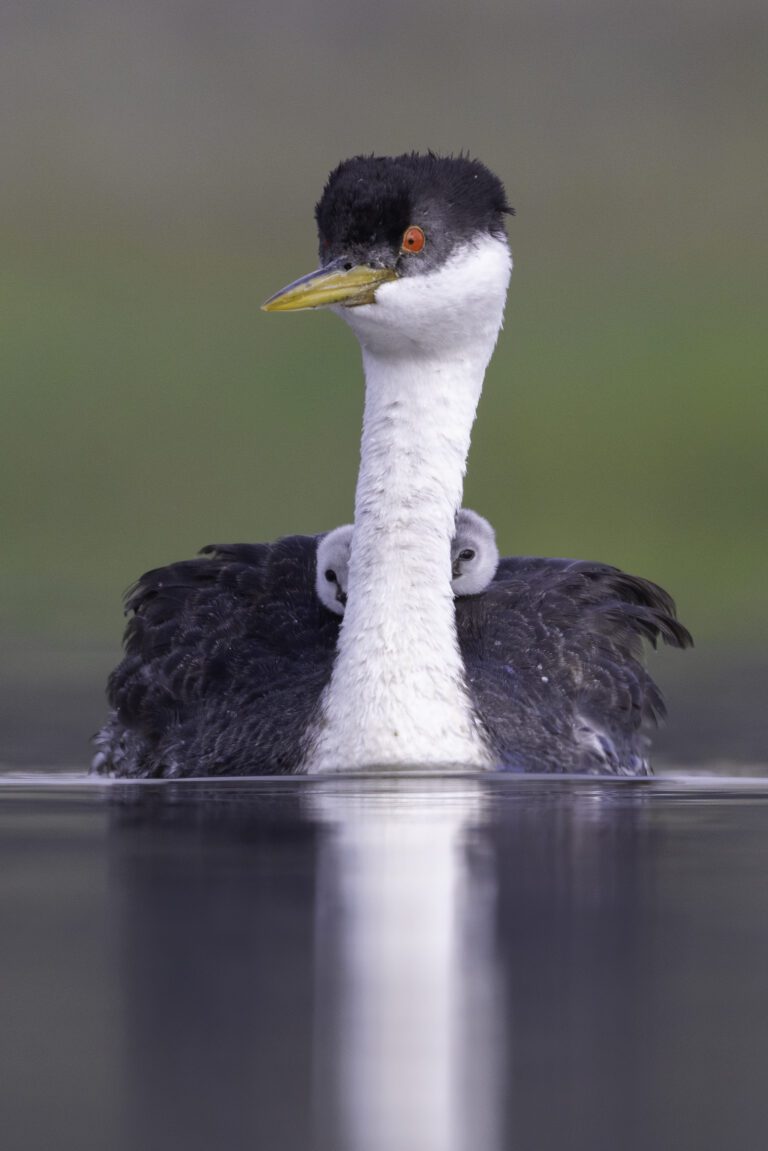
xmin=262 ymin=263 xmax=397 ymax=312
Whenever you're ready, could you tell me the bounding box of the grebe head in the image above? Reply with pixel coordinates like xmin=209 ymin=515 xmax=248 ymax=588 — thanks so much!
xmin=316 ymin=525 xmax=354 ymax=615
xmin=263 ymin=153 xmax=513 ymax=357
xmin=450 ymin=509 xmax=499 ymax=596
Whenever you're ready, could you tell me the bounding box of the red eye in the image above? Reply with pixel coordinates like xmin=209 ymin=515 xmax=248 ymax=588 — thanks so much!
xmin=401 ymin=225 xmax=426 ymax=253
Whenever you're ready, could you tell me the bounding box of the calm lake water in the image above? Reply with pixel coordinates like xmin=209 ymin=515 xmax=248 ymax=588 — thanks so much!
xmin=2 ymin=771 xmax=768 ymax=1151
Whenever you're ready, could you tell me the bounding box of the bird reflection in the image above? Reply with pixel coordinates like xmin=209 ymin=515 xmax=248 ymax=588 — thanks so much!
xmin=104 ymin=777 xmax=667 ymax=1151
xmin=307 ymin=779 xmax=504 ymax=1151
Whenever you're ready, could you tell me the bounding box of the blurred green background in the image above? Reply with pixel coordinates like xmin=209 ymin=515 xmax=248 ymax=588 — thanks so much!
xmin=0 ymin=0 xmax=766 ymax=764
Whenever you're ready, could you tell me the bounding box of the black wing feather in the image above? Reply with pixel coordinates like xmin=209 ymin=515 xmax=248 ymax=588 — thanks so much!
xmin=457 ymin=558 xmax=691 ymax=774
xmin=95 ymin=536 xmax=339 ymax=777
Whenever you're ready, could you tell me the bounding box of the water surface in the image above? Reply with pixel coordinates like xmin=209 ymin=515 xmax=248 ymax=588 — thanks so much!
xmin=2 ymin=772 xmax=768 ymax=1151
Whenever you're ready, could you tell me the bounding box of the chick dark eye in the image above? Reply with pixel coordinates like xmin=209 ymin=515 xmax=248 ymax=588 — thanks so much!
xmin=459 ymin=549 xmax=475 ymax=562
xmin=401 ymin=225 xmax=426 ymax=253
xmin=324 ymin=569 xmax=337 ymax=583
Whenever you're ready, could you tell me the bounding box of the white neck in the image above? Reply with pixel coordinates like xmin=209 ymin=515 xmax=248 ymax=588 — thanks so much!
xmin=305 ymin=235 xmax=511 ymax=772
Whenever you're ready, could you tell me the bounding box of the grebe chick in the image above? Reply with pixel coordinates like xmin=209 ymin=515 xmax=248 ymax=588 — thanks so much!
xmin=450 ymin=509 xmax=499 ymax=596
xmin=316 ymin=524 xmax=354 ymax=615
xmin=316 ymin=510 xmax=499 ymax=615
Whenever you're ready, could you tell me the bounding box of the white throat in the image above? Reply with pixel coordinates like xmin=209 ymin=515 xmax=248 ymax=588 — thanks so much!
xmin=305 ymin=235 xmax=512 ymax=772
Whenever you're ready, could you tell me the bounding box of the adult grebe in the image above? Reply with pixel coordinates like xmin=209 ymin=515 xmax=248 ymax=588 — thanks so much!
xmin=93 ymin=153 xmax=690 ymax=777
xmin=317 ymin=509 xmax=500 ymax=615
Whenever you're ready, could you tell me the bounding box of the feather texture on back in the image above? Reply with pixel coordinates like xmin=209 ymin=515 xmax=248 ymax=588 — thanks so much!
xmin=93 ymin=538 xmax=691 ymax=777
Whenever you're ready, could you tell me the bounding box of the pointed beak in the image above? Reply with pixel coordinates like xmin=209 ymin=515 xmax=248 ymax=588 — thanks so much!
xmin=262 ymin=259 xmax=397 ymax=312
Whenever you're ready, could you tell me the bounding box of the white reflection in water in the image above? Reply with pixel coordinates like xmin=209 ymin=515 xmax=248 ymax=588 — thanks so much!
xmin=308 ymin=781 xmax=504 ymax=1151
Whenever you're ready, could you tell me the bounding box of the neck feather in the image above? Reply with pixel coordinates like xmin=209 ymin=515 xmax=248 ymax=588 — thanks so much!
xmin=305 ymin=235 xmax=511 ymax=772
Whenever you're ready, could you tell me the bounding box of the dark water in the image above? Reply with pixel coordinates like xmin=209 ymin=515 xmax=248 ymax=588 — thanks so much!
xmin=2 ymin=773 xmax=768 ymax=1151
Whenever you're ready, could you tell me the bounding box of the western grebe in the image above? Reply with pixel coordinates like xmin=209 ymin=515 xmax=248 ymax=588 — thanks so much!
xmin=93 ymin=152 xmax=690 ymax=777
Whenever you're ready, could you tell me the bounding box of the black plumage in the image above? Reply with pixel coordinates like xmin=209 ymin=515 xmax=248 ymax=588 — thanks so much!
xmin=93 ymin=537 xmax=691 ymax=778
xmin=315 ymin=152 xmax=513 ymax=276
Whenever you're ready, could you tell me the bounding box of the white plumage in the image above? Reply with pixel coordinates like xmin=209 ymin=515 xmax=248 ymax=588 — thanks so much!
xmin=316 ymin=509 xmax=500 ymax=616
